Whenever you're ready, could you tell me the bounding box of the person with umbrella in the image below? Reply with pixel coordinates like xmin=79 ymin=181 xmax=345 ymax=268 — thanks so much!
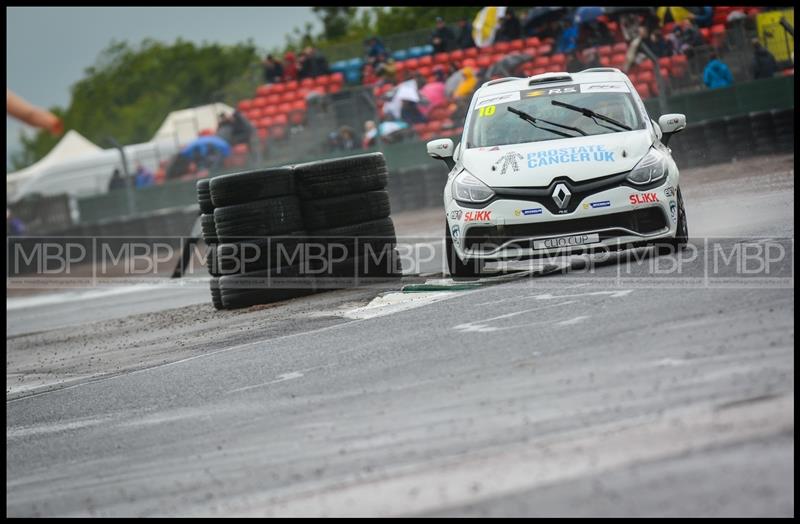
xmin=455 ymin=18 xmax=477 ymax=49
xmin=522 ymin=7 xmax=569 ymax=38
xmin=180 ymin=135 xmax=231 ymax=172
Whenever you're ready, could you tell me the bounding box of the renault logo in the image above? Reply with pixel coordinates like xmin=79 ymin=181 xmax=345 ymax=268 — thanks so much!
xmin=552 ymin=183 xmax=571 ymax=209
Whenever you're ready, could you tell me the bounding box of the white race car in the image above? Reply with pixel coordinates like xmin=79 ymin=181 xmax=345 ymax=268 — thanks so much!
xmin=426 ymin=68 xmax=689 ymax=278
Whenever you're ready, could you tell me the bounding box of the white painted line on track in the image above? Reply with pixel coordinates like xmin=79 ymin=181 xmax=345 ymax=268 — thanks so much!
xmin=226 ymin=372 xmax=305 ymax=395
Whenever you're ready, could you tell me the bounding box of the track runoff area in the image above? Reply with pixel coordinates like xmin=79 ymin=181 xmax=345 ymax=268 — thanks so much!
xmin=6 ymin=153 xmax=794 ymax=516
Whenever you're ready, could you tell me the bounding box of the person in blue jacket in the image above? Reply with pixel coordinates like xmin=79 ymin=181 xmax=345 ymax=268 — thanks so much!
xmin=703 ymin=53 xmax=733 ymax=89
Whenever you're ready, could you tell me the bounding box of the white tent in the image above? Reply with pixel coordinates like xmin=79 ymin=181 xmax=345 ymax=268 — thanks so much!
xmin=152 ymin=102 xmax=234 ymax=146
xmin=6 ymin=130 xmax=102 ymax=199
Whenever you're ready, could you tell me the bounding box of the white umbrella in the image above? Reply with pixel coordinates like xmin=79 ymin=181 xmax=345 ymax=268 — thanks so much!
xmin=472 ymin=6 xmax=507 ymax=48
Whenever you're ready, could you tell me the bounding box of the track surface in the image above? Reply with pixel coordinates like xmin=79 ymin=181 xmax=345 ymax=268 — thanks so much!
xmin=6 ymin=154 xmax=794 ymax=516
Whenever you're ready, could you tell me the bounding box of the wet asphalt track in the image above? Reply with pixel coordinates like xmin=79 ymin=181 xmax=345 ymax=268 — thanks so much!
xmin=6 ymin=155 xmax=794 ymax=516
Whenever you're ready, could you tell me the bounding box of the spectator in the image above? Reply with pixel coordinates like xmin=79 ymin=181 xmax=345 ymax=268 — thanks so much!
xmin=624 ymin=25 xmax=652 ymax=72
xmin=133 ymin=163 xmax=154 ymax=189
xmin=453 ymin=66 xmax=478 ymax=99
xmin=648 ymin=29 xmax=673 ymax=58
xmin=567 ymin=47 xmax=601 ymax=73
xmin=282 ymin=51 xmax=298 ymax=81
xmin=108 ymin=168 xmax=126 ymax=192
xmin=262 ymin=54 xmax=284 ymax=84
xmin=703 ymin=52 xmax=733 ymax=89
xmin=418 ymin=68 xmax=447 ymax=118
xmin=690 ymin=6 xmax=714 ymax=28
xmin=365 ymin=37 xmax=386 ymax=60
xmin=7 ymin=208 xmax=26 ymax=236
xmin=495 ymin=8 xmax=523 ymax=43
xmin=673 ymin=19 xmax=705 ymax=57
xmin=328 ymin=125 xmax=359 ymax=151
xmin=752 ymin=38 xmax=778 ymax=79
xmin=555 ymin=23 xmax=579 ymax=54
xmin=579 ymin=20 xmax=614 ymax=49
xmin=455 ymin=18 xmax=477 ymax=49
xmin=431 ymin=17 xmax=456 ymax=53
xmin=216 ymin=112 xmax=235 ymax=144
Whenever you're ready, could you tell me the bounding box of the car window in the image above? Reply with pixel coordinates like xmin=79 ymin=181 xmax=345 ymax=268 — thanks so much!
xmin=466 ymin=83 xmax=645 ymax=148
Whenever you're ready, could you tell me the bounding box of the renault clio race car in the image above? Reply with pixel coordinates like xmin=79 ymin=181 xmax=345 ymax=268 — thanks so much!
xmin=426 ymin=68 xmax=689 ymax=277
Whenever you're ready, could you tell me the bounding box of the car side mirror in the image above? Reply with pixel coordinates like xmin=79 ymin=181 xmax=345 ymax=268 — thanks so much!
xmin=658 ymin=114 xmax=686 ymax=146
xmin=427 ymin=138 xmax=455 ymax=170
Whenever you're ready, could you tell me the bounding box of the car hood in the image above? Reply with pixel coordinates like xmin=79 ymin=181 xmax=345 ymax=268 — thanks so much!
xmin=460 ymin=130 xmax=653 ymax=188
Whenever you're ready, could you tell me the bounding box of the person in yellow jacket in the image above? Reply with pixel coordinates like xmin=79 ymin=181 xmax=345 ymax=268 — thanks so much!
xmin=453 ymin=66 xmax=477 ymax=99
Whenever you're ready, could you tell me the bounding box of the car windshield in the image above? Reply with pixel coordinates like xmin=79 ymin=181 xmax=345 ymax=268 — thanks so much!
xmin=466 ymin=83 xmax=645 ymax=148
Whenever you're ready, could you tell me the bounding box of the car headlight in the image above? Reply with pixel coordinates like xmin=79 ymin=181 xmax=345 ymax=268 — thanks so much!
xmin=627 ymin=149 xmax=668 ymax=185
xmin=452 ymin=171 xmax=495 ymax=204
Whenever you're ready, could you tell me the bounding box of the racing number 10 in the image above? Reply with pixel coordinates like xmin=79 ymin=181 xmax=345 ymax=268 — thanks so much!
xmin=479 ymin=105 xmax=496 ymax=117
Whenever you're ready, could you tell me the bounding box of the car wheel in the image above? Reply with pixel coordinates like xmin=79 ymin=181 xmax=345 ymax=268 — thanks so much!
xmin=656 ymin=186 xmax=688 ymax=255
xmin=445 ymin=222 xmax=484 ymax=279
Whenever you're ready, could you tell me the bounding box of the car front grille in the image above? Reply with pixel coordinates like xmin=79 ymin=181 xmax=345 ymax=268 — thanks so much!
xmin=464 ymin=207 xmax=668 ymax=251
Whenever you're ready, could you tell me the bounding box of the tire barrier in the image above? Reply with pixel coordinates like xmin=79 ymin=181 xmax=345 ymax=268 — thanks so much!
xmin=669 ymin=108 xmax=793 ymax=170
xmin=201 ymin=152 xmax=400 ymax=310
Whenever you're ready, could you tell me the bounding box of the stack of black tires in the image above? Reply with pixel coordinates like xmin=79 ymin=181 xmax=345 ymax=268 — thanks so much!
xmin=295 ymin=153 xmax=399 ymax=289
xmin=198 ymin=153 xmax=399 ymax=310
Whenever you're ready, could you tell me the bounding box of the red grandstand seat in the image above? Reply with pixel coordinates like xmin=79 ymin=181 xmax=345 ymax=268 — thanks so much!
xmin=286 ymin=80 xmax=299 ymax=91
xmin=331 ymin=72 xmax=344 ymax=84
xmin=463 ymin=58 xmax=478 ymax=69
xmin=262 ymin=105 xmax=277 ymax=117
xmin=525 ymin=37 xmax=541 ymax=47
xmin=550 ymin=53 xmax=566 ymax=68
xmin=258 ymin=117 xmax=272 ymax=129
xmin=288 ymin=109 xmax=305 ymax=126
xmin=271 ymin=82 xmax=286 ymax=94
xmin=267 ymin=94 xmax=281 ymax=105
xmin=419 ymin=55 xmax=433 ymax=66
xmin=491 ymin=53 xmax=505 ymax=65
xmin=300 ymin=78 xmax=314 ymax=88
xmin=248 ymin=108 xmax=263 ymax=120
xmin=638 ymin=59 xmax=654 ymax=71
xmin=477 ymin=55 xmax=492 ymax=68
xmin=597 ymin=45 xmax=613 ymax=57
xmin=465 ymin=47 xmax=479 ymax=58
xmin=611 ymin=53 xmax=626 ymax=67
xmin=509 ymin=39 xmax=524 ymax=51
xmin=280 ymin=92 xmax=295 ymax=104
xmin=662 ymin=22 xmax=676 ymax=35
xmin=700 ymin=27 xmax=711 ymax=42
xmin=660 ymin=67 xmax=669 ymax=80
xmin=237 ymin=100 xmax=252 ymax=111
xmin=494 ymin=42 xmax=511 ymax=54
xmin=327 ymin=83 xmax=342 ymax=94
xmin=291 ymin=99 xmax=307 ymax=112
xmin=607 ymin=21 xmax=619 ymax=37
xmin=412 ymin=123 xmax=426 ymax=135
xmin=421 ymin=131 xmax=435 ymax=141
xmin=276 ymin=103 xmax=291 ymax=115
xmin=256 ymin=85 xmax=270 ymax=97
xmin=418 ymin=65 xmax=432 ymax=77
xmin=532 ymin=67 xmax=547 ymax=76
xmin=405 ymin=58 xmax=420 ymax=70
xmin=636 ymin=83 xmax=651 ymax=99
xmin=782 ymin=68 xmax=794 ymax=76
xmin=434 ymin=52 xmax=449 ymax=64
xmin=523 ymin=47 xmax=537 ymax=57
xmin=316 ymin=74 xmax=332 ymax=87
xmin=671 ymin=54 xmax=688 ymax=76
xmin=638 ymin=71 xmax=654 ymax=84
xmin=257 ymin=128 xmax=268 ymax=140
xmin=612 ymin=42 xmax=627 ymax=54
xmin=449 ymin=49 xmax=464 ymax=61
xmin=537 ymin=43 xmax=553 ymax=55
xmin=711 ymin=24 xmax=726 ymax=45
xmin=253 ymin=97 xmax=268 ymax=108
xmin=394 ymin=61 xmax=407 ymax=73
xmin=599 ymin=56 xmax=611 ymax=67
xmin=233 ymin=143 xmax=248 ymax=155
xmin=658 ymin=57 xmax=671 ymax=70
xmin=534 ymin=56 xmax=549 ymax=68
xmin=269 ymin=125 xmax=287 ymax=141
xmin=273 ymin=114 xmax=288 ymax=125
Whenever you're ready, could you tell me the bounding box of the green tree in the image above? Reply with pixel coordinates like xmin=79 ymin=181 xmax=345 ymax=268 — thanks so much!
xmin=10 ymin=38 xmax=259 ymax=171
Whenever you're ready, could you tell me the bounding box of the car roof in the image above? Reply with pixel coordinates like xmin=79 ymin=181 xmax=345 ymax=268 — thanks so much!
xmin=476 ymin=68 xmax=633 ymax=96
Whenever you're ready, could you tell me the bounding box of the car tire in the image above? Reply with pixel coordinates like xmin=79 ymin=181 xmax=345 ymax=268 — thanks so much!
xmin=209 ymin=167 xmax=294 ymax=208
xmin=301 ymin=190 xmax=391 ymax=231
xmin=219 ymin=264 xmax=316 ymax=310
xmin=657 ymin=186 xmax=689 ymax=255
xmin=210 ymin=277 xmax=224 ymax=310
xmin=445 ymin=222 xmax=484 ymax=279
xmin=196 ymin=178 xmax=214 ymax=214
xmin=294 ymin=153 xmax=388 ymax=199
xmin=200 ymin=213 xmax=218 ymax=245
xmin=214 ymin=195 xmax=303 ymax=242
xmin=215 ymin=232 xmax=307 ymax=274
